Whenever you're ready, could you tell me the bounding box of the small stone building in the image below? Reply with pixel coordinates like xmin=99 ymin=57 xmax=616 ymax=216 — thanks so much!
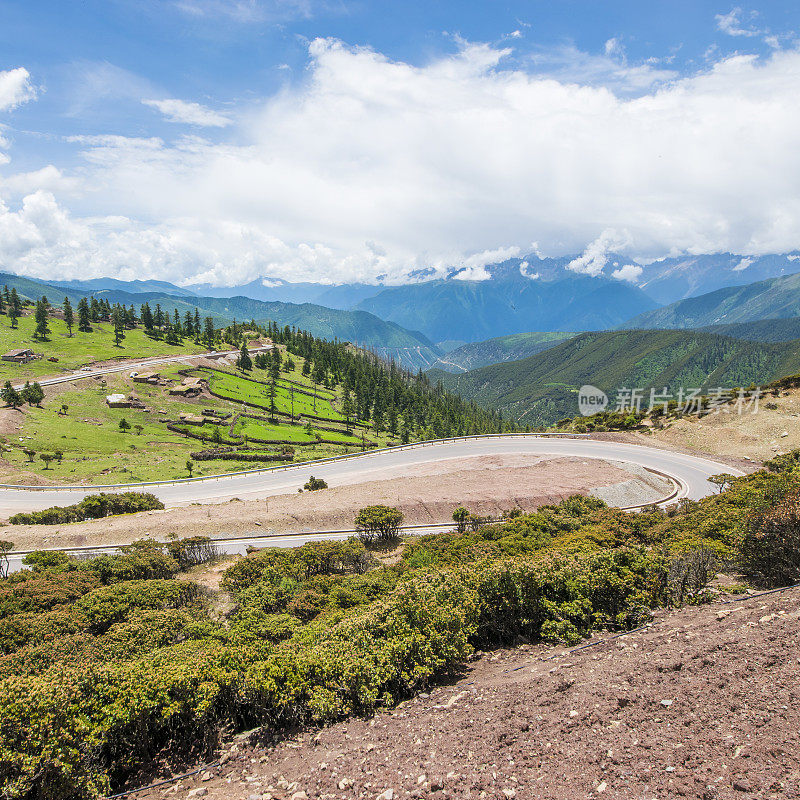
xmin=2 ymin=348 xmax=34 ymax=363
xmin=106 ymin=394 xmax=131 ymax=408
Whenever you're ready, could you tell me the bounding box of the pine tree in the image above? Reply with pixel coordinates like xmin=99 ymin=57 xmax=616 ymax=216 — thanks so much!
xmin=203 ymin=317 xmax=216 ymax=349
xmin=1 ymin=381 xmax=22 ymax=409
xmin=8 ymin=288 xmax=21 ymax=329
xmin=140 ymin=303 xmax=154 ymax=332
xmin=63 ymin=297 xmax=74 ymax=336
xmin=21 ymin=381 xmax=44 ymax=407
xmin=34 ymin=296 xmax=51 ymax=341
xmin=237 ymin=342 xmax=252 ymax=371
xmin=77 ymin=297 xmax=91 ymax=332
xmin=342 ymin=390 xmax=354 ymax=432
xmin=111 ymin=305 xmax=126 ymax=346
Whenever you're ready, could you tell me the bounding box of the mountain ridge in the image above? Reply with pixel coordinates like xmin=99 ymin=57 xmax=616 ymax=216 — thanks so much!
xmin=431 ymin=329 xmax=800 ymax=426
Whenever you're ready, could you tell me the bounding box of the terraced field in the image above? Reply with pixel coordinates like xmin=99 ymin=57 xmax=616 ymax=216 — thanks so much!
xmin=200 ymin=368 xmax=345 ymax=421
xmin=0 ymin=357 xmax=396 ymax=484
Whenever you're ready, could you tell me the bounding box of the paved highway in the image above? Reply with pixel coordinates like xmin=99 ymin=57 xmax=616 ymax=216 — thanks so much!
xmin=9 ymin=346 xmax=271 ymax=391
xmin=0 ymin=435 xmax=742 ymax=517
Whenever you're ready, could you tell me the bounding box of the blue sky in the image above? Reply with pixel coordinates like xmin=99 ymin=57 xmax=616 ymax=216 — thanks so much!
xmin=1 ymin=1 xmax=799 ymax=285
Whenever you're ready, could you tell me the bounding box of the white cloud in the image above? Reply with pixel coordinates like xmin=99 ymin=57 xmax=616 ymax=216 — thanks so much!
xmin=567 ymin=230 xmax=633 ymax=277
xmin=0 ymin=166 xmax=78 ymax=197
xmin=519 ymin=261 xmax=540 ymax=279
xmin=716 ymin=8 xmax=760 ymax=37
xmin=0 ymin=68 xmax=36 ymax=112
xmin=527 ymin=42 xmax=676 ymax=93
xmin=611 ymin=263 xmax=643 ymax=282
xmin=4 ymin=40 xmax=800 ymax=286
xmin=733 ymin=256 xmax=753 ymax=271
xmin=142 ymin=98 xmax=232 ymax=127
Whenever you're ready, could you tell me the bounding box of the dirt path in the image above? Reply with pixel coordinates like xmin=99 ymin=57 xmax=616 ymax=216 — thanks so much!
xmin=134 ymin=588 xmax=800 ymax=800
xmin=3 ymin=455 xmax=671 ymax=551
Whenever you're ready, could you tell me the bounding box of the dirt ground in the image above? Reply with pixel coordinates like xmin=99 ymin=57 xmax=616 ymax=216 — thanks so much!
xmin=132 ymin=587 xmax=800 ymax=800
xmin=3 ymin=455 xmax=671 ymax=551
xmin=627 ymin=386 xmax=800 ymax=464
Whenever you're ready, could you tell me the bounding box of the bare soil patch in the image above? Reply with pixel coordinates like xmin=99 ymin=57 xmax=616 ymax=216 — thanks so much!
xmin=3 ymin=455 xmax=668 ymax=551
xmin=620 ymin=387 xmax=800 ymax=466
xmin=134 ymin=588 xmax=800 ymax=800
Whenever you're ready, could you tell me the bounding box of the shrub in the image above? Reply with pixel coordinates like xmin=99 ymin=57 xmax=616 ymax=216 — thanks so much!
xmin=303 ymin=475 xmax=328 ymax=491
xmin=9 ymin=492 xmax=165 ymax=525
xmin=354 ymin=505 xmax=404 ymax=543
xmin=165 ymin=536 xmax=220 ymax=570
xmin=739 ymin=489 xmax=800 ymax=587
xmin=6 ymin=463 xmax=800 ymax=798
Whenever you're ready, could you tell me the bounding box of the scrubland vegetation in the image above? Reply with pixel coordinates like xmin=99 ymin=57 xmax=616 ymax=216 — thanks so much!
xmin=2 ymin=451 xmax=800 ymax=798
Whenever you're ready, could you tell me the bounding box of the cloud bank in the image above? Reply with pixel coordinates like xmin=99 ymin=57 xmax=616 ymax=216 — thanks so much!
xmin=2 ymin=39 xmax=800 ymax=286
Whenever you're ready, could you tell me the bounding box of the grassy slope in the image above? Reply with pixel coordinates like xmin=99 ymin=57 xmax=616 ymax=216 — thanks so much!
xmin=202 ymin=369 xmax=344 ymax=421
xmin=428 ymin=331 xmax=578 ymax=372
xmin=0 ymin=314 xmax=206 ymax=382
xmin=0 ymin=357 xmax=398 ymax=485
xmin=433 ymin=329 xmax=800 ymax=426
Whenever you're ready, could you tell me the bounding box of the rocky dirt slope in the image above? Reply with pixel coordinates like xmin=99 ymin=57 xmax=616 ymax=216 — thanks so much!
xmin=133 ymin=588 xmax=800 ymax=800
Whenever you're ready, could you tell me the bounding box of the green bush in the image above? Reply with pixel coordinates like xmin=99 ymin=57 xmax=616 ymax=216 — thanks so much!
xmin=9 ymin=492 xmax=165 ymax=525
xmin=739 ymin=489 xmax=800 ymax=587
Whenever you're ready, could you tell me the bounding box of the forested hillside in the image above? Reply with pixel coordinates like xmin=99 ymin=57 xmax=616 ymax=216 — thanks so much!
xmin=696 ymin=316 xmax=800 ymax=342
xmin=432 ymin=329 xmax=800 ymax=426
xmin=623 ymin=272 xmax=800 ymax=330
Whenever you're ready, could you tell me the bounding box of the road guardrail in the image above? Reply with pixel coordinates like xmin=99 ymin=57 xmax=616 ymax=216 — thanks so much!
xmin=0 ymin=432 xmax=590 ymax=492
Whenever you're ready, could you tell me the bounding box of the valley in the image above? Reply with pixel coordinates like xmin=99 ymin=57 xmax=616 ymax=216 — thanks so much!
xmin=3 ymin=263 xmax=800 ymax=800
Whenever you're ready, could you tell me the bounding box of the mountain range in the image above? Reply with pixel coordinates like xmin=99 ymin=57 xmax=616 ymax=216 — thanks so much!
xmin=186 ymin=251 xmax=800 ymax=345
xmin=623 ymin=272 xmax=800 ymax=330
xmin=0 ymin=272 xmax=440 ymax=370
xmin=429 ymin=329 xmax=800 ymax=427
xmin=10 ymin=250 xmax=800 ymax=349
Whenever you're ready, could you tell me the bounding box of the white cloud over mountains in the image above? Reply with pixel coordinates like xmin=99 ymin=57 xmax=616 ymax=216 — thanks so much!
xmin=2 ymin=39 xmax=800 ymax=286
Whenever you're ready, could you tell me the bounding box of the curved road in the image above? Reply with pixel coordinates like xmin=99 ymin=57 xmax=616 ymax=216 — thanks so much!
xmin=0 ymin=435 xmax=742 ymax=517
